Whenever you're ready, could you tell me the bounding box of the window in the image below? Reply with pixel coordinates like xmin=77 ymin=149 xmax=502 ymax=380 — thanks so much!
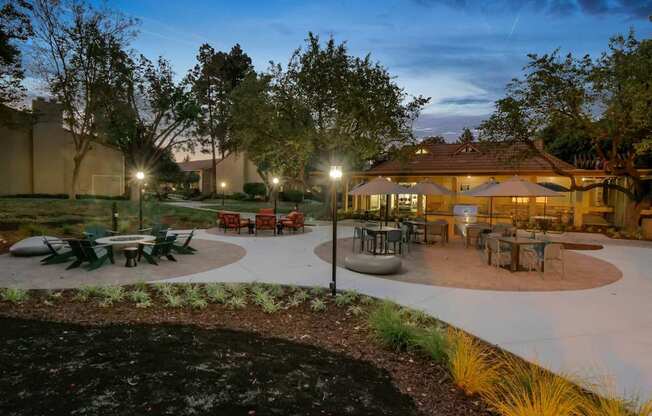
xmin=415 ymin=148 xmax=428 ymax=155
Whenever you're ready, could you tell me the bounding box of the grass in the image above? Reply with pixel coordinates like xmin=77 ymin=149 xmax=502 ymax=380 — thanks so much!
xmin=202 ymin=198 xmax=326 ymax=219
xmin=0 ymin=287 xmax=29 ymax=304
xmin=0 ymin=198 xmax=215 ymax=244
xmin=367 ymin=301 xmax=417 ymax=351
xmin=445 ymin=328 xmax=499 ymax=396
xmin=411 ymin=327 xmax=448 ymax=363
xmin=482 ymin=355 xmax=584 ymax=416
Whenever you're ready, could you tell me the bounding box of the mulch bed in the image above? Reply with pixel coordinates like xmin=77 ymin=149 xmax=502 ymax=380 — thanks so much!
xmin=0 ymin=290 xmax=494 ymax=416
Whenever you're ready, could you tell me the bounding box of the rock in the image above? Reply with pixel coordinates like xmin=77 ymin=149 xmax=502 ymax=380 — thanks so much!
xmin=9 ymin=236 xmax=61 ymax=257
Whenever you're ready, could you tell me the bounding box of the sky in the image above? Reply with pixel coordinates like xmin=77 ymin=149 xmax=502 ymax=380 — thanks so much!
xmin=95 ymin=0 xmax=650 ymax=150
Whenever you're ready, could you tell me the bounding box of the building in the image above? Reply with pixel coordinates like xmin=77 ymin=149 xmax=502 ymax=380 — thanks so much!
xmin=178 ymin=152 xmax=263 ymax=195
xmin=344 ymin=141 xmax=638 ymax=229
xmin=0 ymin=99 xmax=125 ymax=196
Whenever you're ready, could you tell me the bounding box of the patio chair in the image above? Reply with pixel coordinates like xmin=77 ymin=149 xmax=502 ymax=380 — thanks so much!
xmin=65 ymin=239 xmax=88 ymax=270
xmin=364 ymin=228 xmax=380 ymax=254
xmin=258 ymin=208 xmax=275 ymax=216
xmin=170 ymin=228 xmax=197 ymax=254
xmin=400 ymin=224 xmax=411 ymax=253
xmin=427 ymin=221 xmax=447 ymax=245
xmin=492 ymin=223 xmax=515 ymax=237
xmin=220 ymin=212 xmax=249 ymax=234
xmin=41 ymin=237 xmax=75 ymax=265
xmin=485 ymin=237 xmax=510 ymax=269
xmin=138 ymin=235 xmax=177 ymax=265
xmin=386 ymin=229 xmax=403 ymax=255
xmin=352 ymin=226 xmax=364 ymax=252
xmin=79 ymin=239 xmax=114 ymax=271
xmin=255 ymin=214 xmax=276 ymax=235
xmin=466 ymin=224 xmax=490 ymax=249
xmin=522 ymin=243 xmax=564 ymax=278
xmin=139 ymin=223 xmax=170 ymax=239
xmin=83 ymin=224 xmax=117 ymax=242
xmin=280 ymin=211 xmax=305 ymax=233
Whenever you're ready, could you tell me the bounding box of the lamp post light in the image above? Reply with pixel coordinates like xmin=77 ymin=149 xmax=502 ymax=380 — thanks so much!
xmin=329 ymin=165 xmax=342 ymax=296
xmin=220 ymin=181 xmax=226 ymax=206
xmin=135 ymin=171 xmax=145 ymax=230
xmin=272 ymin=177 xmax=279 ymax=215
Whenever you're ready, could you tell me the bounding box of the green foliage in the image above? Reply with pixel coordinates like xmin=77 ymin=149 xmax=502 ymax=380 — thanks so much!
xmin=243 ymin=182 xmax=267 ymax=198
xmin=204 ymin=283 xmax=228 ymax=304
xmin=309 ymin=298 xmax=326 ymax=312
xmin=98 ymin=286 xmax=125 ymax=307
xmin=225 ymin=283 xmax=247 ymax=297
xmin=0 ymin=287 xmax=29 ymax=304
xmin=411 ymin=327 xmax=448 ymax=363
xmin=347 ymin=305 xmax=364 ymax=317
xmin=129 ymin=289 xmax=152 ymax=308
xmin=163 ymin=292 xmax=184 ymax=308
xmin=456 ymin=127 xmax=475 ymax=144
xmin=19 ymin=223 xmax=48 ymax=237
xmin=260 ymin=297 xmax=282 ymax=314
xmin=74 ymin=285 xmax=103 ymax=302
xmin=309 ymin=287 xmax=326 ymax=296
xmin=368 ymin=301 xmax=417 ymax=351
xmin=280 ymin=190 xmax=304 ymax=203
xmin=226 ymin=295 xmax=246 ymax=309
xmin=360 ymin=295 xmax=375 ymax=305
xmin=0 ymin=0 xmax=32 ymax=106
xmin=334 ymin=293 xmax=354 ymax=307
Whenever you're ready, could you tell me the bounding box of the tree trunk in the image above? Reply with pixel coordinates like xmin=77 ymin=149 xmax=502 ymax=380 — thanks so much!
xmin=211 ymin=137 xmax=218 ymax=197
xmin=69 ymin=156 xmax=83 ymax=200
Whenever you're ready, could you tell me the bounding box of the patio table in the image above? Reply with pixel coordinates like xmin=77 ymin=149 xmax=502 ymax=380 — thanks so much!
xmin=492 ymin=236 xmax=545 ymax=272
xmin=95 ymin=234 xmax=156 ymax=248
xmin=362 ymin=226 xmax=401 ymax=255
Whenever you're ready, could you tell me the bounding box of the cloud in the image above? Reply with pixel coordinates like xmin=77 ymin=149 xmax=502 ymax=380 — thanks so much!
xmin=412 ymin=0 xmax=652 ymax=19
xmin=438 ymin=96 xmax=494 ymax=105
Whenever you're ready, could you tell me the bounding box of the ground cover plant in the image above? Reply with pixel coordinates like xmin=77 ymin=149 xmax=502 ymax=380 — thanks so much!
xmin=0 ymin=284 xmax=650 ymax=416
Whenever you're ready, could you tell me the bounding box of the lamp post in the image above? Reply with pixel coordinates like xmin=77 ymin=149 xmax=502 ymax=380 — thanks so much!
xmin=136 ymin=171 xmax=145 ymax=230
xmin=329 ymin=165 xmax=342 ymax=296
xmin=272 ymin=177 xmax=279 ymax=215
xmin=220 ymin=181 xmax=226 ymax=206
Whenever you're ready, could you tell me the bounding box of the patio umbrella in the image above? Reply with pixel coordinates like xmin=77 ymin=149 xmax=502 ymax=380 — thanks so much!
xmin=461 ymin=179 xmax=499 ymax=225
xmin=349 ymin=177 xmax=410 ymax=226
xmin=537 ymin=182 xmax=571 ymax=231
xmin=467 ymin=176 xmax=562 ymax=230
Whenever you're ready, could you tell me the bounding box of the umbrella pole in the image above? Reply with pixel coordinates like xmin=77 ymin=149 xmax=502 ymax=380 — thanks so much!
xmin=385 ymin=194 xmax=390 ymax=227
xmin=489 ymin=197 xmax=493 ymax=227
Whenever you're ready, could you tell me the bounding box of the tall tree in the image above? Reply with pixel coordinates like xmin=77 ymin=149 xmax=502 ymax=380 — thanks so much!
xmin=0 ymin=0 xmax=32 ymax=108
xmin=98 ymin=55 xmax=200 ymax=179
xmin=187 ymin=43 xmax=253 ymax=195
xmin=31 ymin=0 xmax=137 ymax=198
xmin=421 ymin=135 xmax=446 ymax=145
xmin=456 ymin=128 xmax=475 ymax=144
xmin=479 ymin=31 xmax=652 ymax=210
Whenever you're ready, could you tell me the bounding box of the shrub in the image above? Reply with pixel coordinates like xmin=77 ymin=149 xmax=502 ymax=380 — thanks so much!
xmin=129 ymin=289 xmax=152 ymax=308
xmin=243 ymin=182 xmax=267 ymax=199
xmin=347 ymin=305 xmax=364 ymax=316
xmin=446 ymin=328 xmax=499 ymax=396
xmin=1 ymin=287 xmax=29 ymax=304
xmin=411 ymin=327 xmax=447 ymax=363
xmin=153 ymin=283 xmax=177 ymax=297
xmin=309 ymin=286 xmax=326 ymax=296
xmin=227 ymin=295 xmax=247 ymax=309
xmin=281 ymin=190 xmax=304 ymax=203
xmin=230 ymin=192 xmax=248 ymax=201
xmin=367 ymin=301 xmax=417 ymax=351
xmin=19 ymin=223 xmax=48 ymax=237
xmin=74 ymin=285 xmax=103 ymax=302
xmin=265 ymin=283 xmax=285 ymax=298
xmin=360 ymin=295 xmax=375 ymax=305
xmin=482 ymin=355 xmax=584 ymax=416
xmin=404 ymin=308 xmax=434 ymax=326
xmin=133 ymin=280 xmax=149 ymax=292
xmin=292 ymin=289 xmax=309 ymax=302
xmin=310 ymin=298 xmax=326 ymax=312
xmin=225 ymin=283 xmax=247 ymax=297
xmin=98 ymin=286 xmax=125 ymax=307
xmin=580 ymin=381 xmax=652 ymax=416
xmin=163 ymin=293 xmax=184 ymax=308
xmin=204 ymin=284 xmax=228 ymax=304
xmin=334 ymin=293 xmax=354 ymax=307
xmin=260 ymin=297 xmax=282 ymax=314
xmin=188 ymin=297 xmax=208 ymax=310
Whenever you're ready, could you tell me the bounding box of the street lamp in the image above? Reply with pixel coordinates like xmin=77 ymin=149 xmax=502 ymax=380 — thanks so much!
xmin=135 ymin=171 xmax=145 ymax=230
xmin=329 ymin=165 xmax=342 ymax=296
xmin=220 ymin=181 xmax=226 ymax=206
xmin=272 ymin=177 xmax=279 ymax=215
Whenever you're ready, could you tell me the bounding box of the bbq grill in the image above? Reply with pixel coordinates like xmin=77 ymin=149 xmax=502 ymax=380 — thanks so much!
xmin=453 ymin=204 xmax=479 ymax=237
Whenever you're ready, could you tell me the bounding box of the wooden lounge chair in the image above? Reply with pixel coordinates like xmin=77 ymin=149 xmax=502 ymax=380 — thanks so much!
xmin=171 ymin=229 xmax=197 ymax=254
xmin=41 ymin=237 xmax=75 ymax=265
xmin=83 ymin=225 xmax=117 ymax=242
xmin=255 ymin=214 xmax=276 ymax=235
xmin=66 ymin=239 xmax=114 ymax=270
xmin=139 ymin=223 xmax=170 ymax=239
xmin=220 ymin=212 xmax=249 ymax=234
xmin=280 ymin=211 xmax=305 ymax=233
xmin=138 ymin=235 xmax=177 ymax=265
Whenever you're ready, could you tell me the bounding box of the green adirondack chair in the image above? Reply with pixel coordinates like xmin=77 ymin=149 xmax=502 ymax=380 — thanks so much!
xmin=79 ymin=240 xmax=114 ymax=271
xmin=41 ymin=237 xmax=76 ymax=265
xmin=65 ymin=239 xmax=89 ymax=270
xmin=139 ymin=223 xmax=170 ymax=239
xmin=138 ymin=235 xmax=177 ymax=265
xmin=171 ymin=229 xmax=197 ymax=254
xmin=83 ymin=225 xmax=117 ymax=242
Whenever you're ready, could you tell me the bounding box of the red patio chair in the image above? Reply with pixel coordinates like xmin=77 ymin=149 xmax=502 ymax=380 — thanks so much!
xmin=220 ymin=212 xmax=249 ymax=234
xmin=258 ymin=208 xmax=274 ymax=216
xmin=281 ymin=211 xmax=305 ymax=233
xmin=255 ymin=214 xmax=276 ymax=235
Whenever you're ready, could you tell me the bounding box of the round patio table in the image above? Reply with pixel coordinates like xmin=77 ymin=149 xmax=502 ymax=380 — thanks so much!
xmin=95 ymin=234 xmax=156 ymax=247
xmin=363 ymin=226 xmax=401 ymax=255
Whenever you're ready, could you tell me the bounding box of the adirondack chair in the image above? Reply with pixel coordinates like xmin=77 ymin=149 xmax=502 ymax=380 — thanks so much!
xmin=80 ymin=239 xmax=114 ymax=270
xmin=41 ymin=237 xmax=76 ymax=265
xmin=171 ymin=229 xmax=197 ymax=254
xmin=83 ymin=225 xmax=116 ymax=242
xmin=139 ymin=223 xmax=170 ymax=239
xmin=138 ymin=235 xmax=177 ymax=265
xmin=65 ymin=239 xmax=88 ymax=270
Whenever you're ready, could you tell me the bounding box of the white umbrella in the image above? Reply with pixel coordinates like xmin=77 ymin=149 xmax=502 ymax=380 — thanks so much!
xmin=349 ymin=177 xmax=410 ymax=225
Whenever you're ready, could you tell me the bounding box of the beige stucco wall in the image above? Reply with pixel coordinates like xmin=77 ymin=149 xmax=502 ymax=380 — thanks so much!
xmin=0 ymin=100 xmax=124 ymax=196
xmin=211 ymin=152 xmax=263 ymax=194
xmin=0 ymin=114 xmax=33 ymax=195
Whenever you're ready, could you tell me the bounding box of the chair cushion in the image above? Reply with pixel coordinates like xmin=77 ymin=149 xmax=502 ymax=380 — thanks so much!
xmin=344 ymin=254 xmax=401 ymax=275
xmin=10 ymin=236 xmax=61 ymax=257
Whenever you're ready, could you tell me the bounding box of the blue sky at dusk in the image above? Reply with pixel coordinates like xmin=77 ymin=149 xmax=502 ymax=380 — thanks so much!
xmin=103 ymin=0 xmax=650 ymax=142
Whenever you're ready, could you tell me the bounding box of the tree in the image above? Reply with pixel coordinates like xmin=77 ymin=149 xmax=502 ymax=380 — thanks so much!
xmin=230 ymin=33 xmax=429 ymax=192
xmin=456 ymin=128 xmax=475 ymax=144
xmin=31 ymin=0 xmax=137 ymax=198
xmin=421 ymin=135 xmax=446 ymax=145
xmin=0 ymin=0 xmax=32 ymax=108
xmin=479 ymin=31 xmax=652 ymax=213
xmin=186 ymin=43 xmax=253 ymax=196
xmin=99 ymin=55 xmax=200 ymax=181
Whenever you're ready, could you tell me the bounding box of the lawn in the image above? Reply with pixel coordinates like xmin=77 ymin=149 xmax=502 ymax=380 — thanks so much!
xmin=0 ymin=198 xmax=216 ymax=250
xmin=202 ymin=198 xmax=326 ymax=219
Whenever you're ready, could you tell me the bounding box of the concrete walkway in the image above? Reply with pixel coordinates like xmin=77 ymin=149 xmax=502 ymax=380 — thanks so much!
xmin=163 ymin=225 xmax=652 ymax=398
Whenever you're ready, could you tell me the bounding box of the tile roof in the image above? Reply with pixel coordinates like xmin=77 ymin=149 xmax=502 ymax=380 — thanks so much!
xmin=364 ymin=142 xmax=577 ymax=175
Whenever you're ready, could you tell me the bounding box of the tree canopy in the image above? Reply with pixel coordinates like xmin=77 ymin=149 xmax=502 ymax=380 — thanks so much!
xmin=0 ymin=0 xmax=32 ymax=108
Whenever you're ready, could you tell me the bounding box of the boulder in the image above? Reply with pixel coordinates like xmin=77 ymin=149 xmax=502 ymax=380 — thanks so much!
xmin=9 ymin=236 xmax=60 ymax=257
xmin=344 ymin=254 xmax=401 ymax=275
